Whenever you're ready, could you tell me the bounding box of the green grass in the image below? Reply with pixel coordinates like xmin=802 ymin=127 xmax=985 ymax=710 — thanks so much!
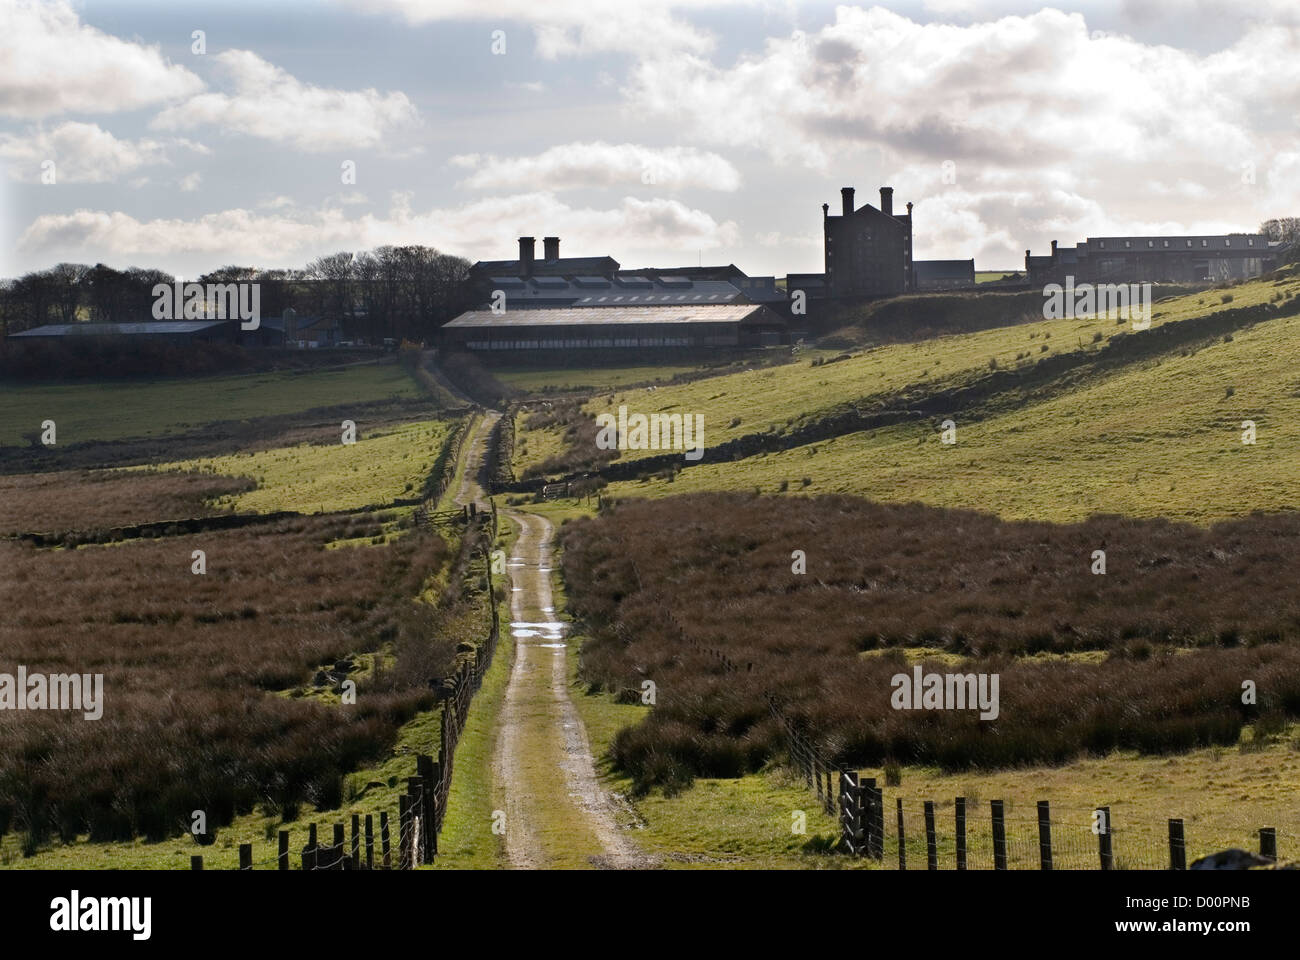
xmin=975 ymin=271 xmax=1022 ymax=283
xmin=492 ymin=362 xmax=718 ymax=394
xmin=510 ymin=408 xmax=567 ymax=478
xmin=564 ymin=632 xmax=850 ymax=868
xmin=0 ymin=362 xmax=419 ymax=447
xmin=606 ymin=299 xmax=1300 ymax=523
xmin=567 ymin=276 xmax=1299 ymax=469
xmin=146 ymin=419 xmax=454 ymax=514
xmin=431 ymin=511 xmax=517 ymax=869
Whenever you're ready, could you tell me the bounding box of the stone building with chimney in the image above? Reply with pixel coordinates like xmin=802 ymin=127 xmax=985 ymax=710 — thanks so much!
xmin=822 ymin=186 xmax=915 ymax=298
xmin=1025 ymin=234 xmax=1278 ymax=285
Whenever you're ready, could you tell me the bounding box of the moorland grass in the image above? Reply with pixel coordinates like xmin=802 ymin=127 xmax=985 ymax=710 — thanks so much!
xmin=0 ymin=362 xmax=419 ymax=448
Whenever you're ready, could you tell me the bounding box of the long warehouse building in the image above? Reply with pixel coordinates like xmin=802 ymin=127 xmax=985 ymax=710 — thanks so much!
xmin=441 ymin=303 xmax=786 ymax=351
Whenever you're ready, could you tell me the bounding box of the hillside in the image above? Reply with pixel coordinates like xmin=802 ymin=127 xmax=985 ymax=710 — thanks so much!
xmin=534 ymin=271 xmax=1300 ymax=524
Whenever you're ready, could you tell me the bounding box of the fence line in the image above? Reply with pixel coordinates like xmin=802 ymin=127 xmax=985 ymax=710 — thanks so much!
xmin=645 ymin=594 xmax=1281 ymax=871
xmin=191 ymin=506 xmax=501 ymax=871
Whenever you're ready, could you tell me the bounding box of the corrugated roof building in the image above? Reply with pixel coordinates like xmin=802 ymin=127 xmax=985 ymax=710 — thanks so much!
xmin=441 ymin=303 xmax=787 ymax=350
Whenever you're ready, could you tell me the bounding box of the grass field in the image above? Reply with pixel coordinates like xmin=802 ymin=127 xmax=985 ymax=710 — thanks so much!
xmin=572 ymin=282 xmax=1284 ymax=467
xmin=147 ymin=418 xmax=454 ymax=514
xmin=0 ymin=362 xmax=419 ymax=447
xmin=604 ymin=300 xmax=1300 ymax=524
xmin=491 ymin=362 xmax=714 ymax=394
xmin=528 ymin=275 xmax=1299 ymax=476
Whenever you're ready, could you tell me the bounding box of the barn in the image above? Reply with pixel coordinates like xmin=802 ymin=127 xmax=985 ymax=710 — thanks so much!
xmin=440 ymin=303 xmax=787 ymax=351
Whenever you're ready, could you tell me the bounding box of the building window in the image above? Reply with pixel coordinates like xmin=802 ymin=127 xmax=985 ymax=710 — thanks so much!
xmin=1201 ymin=239 xmax=1208 ymax=247
xmin=1163 ymin=240 xmax=1170 ymax=247
xmin=1225 ymin=239 xmax=1231 ymax=247
xmin=1099 ymin=241 xmax=1105 ymax=249
xmin=1186 ymin=240 xmax=1193 ymax=247
xmin=1147 ymin=240 xmax=1154 ymax=247
xmin=1124 ymin=240 xmax=1131 ymax=248
xmin=1248 ymin=238 xmax=1255 ymax=246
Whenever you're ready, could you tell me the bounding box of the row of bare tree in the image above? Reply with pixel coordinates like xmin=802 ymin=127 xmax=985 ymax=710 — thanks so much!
xmin=0 ymin=246 xmax=473 ymax=345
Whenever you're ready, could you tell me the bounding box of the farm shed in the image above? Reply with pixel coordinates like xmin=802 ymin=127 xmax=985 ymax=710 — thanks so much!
xmin=440 ymin=303 xmax=788 ymax=351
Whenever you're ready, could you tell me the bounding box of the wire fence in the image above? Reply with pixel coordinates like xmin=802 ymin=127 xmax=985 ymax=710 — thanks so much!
xmin=190 ymin=510 xmax=501 ymax=872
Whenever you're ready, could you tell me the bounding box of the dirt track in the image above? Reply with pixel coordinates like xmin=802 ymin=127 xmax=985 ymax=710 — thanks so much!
xmin=492 ymin=505 xmax=652 ymax=869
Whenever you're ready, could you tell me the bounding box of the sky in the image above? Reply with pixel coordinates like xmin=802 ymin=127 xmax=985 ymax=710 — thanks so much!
xmin=1 ymin=0 xmax=1298 ymax=280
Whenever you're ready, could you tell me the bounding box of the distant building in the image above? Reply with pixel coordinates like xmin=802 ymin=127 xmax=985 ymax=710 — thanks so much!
xmin=451 ymin=236 xmax=789 ymax=351
xmin=823 ymin=186 xmax=915 ymax=299
xmin=8 ymin=320 xmax=248 ymax=345
xmin=441 ymin=303 xmax=787 ymax=351
xmin=1025 ymin=235 xmax=1278 ymax=284
xmin=914 ymin=259 xmax=976 ymax=291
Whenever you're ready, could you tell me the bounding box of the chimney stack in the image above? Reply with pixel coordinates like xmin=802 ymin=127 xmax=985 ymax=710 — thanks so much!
xmin=841 ymin=187 xmax=855 ymax=217
xmin=880 ymin=186 xmax=894 ymax=217
xmin=822 ymin=203 xmax=829 ymax=219
xmin=518 ymin=236 xmax=535 ymax=275
xmin=906 ymin=201 xmax=913 ymax=216
xmin=543 ymin=236 xmax=560 ymax=261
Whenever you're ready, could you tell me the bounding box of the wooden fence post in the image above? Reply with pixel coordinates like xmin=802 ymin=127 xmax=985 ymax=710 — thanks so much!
xmin=407 ymin=776 xmax=425 ymax=867
xmin=191 ymin=855 xmax=203 ymax=871
xmin=239 ymin=843 xmax=252 ymax=870
xmin=365 ymin=814 xmax=375 ymax=870
xmin=303 ymin=823 xmax=318 ymax=871
xmin=1260 ymin=827 xmax=1277 ymax=864
xmin=955 ymin=797 xmax=967 ymax=871
xmin=399 ymin=795 xmax=413 ymax=869
xmin=1097 ymin=807 xmax=1113 ymax=871
xmin=924 ymin=800 xmax=937 ymax=870
xmin=824 ymin=768 xmax=834 ymax=817
xmin=351 ymin=814 xmax=361 ymax=866
xmin=866 ymin=779 xmax=883 ymax=860
xmin=1038 ymin=801 xmax=1053 ymax=871
xmin=381 ymin=811 xmax=392 ymax=869
xmin=1169 ymin=819 xmax=1186 ymax=871
xmin=991 ymin=800 xmax=1007 ymax=870
xmin=278 ymin=830 xmax=289 ymax=871
xmin=837 ymin=770 xmax=860 ymax=855
xmin=896 ymin=798 xmax=906 ymax=870
xmin=418 ymin=754 xmax=438 ymax=859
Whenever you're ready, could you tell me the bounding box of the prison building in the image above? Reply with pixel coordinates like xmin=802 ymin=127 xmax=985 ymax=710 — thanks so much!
xmin=914 ymin=259 xmax=976 ymax=291
xmin=480 ymin=273 xmax=750 ymax=310
xmin=1025 ymin=234 xmax=1278 ymax=284
xmin=440 ymin=303 xmax=787 ymax=351
xmin=821 ymin=185 xmax=915 ymax=299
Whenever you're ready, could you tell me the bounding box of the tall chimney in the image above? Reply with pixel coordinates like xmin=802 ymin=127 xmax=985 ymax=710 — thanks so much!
xmin=880 ymin=186 xmax=894 ymax=217
xmin=543 ymin=236 xmax=560 ymax=261
xmin=822 ymin=203 xmax=829 ymax=219
xmin=906 ymin=201 xmax=913 ymax=216
xmin=841 ymin=187 xmax=855 ymax=217
xmin=518 ymin=236 xmax=535 ymax=275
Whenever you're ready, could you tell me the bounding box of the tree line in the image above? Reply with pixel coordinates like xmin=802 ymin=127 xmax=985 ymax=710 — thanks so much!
xmin=0 ymin=245 xmax=473 ymax=345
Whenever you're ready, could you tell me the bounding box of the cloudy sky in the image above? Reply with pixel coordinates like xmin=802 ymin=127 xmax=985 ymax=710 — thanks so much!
xmin=1 ymin=0 xmax=1298 ymax=279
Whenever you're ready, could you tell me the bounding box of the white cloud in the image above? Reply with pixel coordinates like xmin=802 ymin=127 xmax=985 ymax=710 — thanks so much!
xmin=450 ymin=142 xmax=741 ymax=191
xmin=151 ymin=50 xmax=419 ymax=151
xmin=16 ymin=191 xmax=740 ymax=267
xmin=620 ymin=7 xmax=1300 ymax=260
xmin=349 ymin=0 xmax=750 ymax=58
xmin=178 ymin=171 xmax=202 ymax=192
xmin=0 ymin=0 xmax=202 ymax=119
xmin=0 ymin=122 xmax=207 ymax=183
